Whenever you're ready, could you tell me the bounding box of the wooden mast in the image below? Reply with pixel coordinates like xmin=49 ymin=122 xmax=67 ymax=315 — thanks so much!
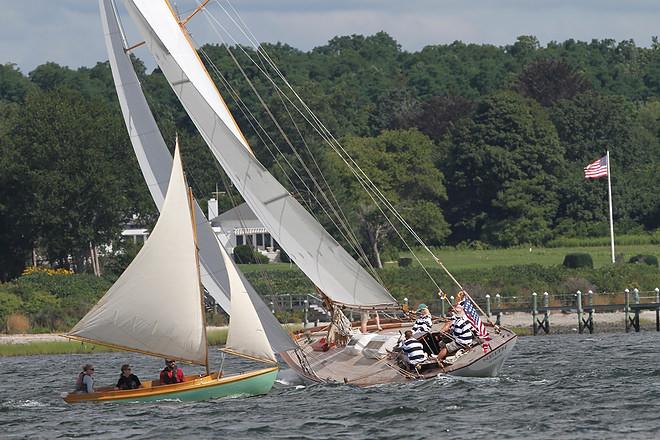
xmin=183 ymin=137 xmax=210 ymax=376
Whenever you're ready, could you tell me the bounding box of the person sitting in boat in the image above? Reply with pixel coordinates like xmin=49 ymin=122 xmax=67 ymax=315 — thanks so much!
xmin=160 ymin=359 xmax=185 ymax=384
xmin=115 ymin=364 xmax=142 ymax=390
xmin=411 ymin=304 xmax=433 ymax=336
xmin=437 ymin=305 xmax=474 ymax=361
xmin=399 ymin=330 xmax=428 ymax=368
xmin=75 ymin=364 xmax=95 ymax=393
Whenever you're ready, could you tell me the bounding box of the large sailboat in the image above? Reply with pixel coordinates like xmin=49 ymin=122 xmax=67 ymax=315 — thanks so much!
xmin=109 ymin=0 xmax=517 ymax=386
xmin=63 ymin=140 xmax=278 ymax=403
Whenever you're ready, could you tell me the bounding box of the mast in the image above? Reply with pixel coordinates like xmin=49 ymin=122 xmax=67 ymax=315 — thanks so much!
xmin=188 ymin=173 xmax=210 ymax=376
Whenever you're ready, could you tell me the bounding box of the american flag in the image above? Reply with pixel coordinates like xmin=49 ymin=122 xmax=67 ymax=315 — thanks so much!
xmin=460 ymin=299 xmax=491 ymax=352
xmin=584 ymin=156 xmax=608 ymax=179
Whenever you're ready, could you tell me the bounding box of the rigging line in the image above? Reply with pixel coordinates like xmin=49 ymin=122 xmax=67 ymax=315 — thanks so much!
xmin=194 ymin=9 xmax=374 ymax=264
xmin=201 ymin=5 xmax=421 ymax=249
xmin=202 ymin=1 xmax=448 ymax=292
xmin=198 ymin=42 xmax=382 ymax=280
xmin=197 ymin=10 xmax=387 ymax=279
xmin=214 ymin=1 xmax=439 ymax=257
xmin=273 ymin=92 xmax=381 ymax=281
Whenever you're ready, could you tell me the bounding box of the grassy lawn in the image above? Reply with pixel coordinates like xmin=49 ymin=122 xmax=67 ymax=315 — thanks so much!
xmin=239 ymin=244 xmax=659 ymax=272
xmin=392 ymin=244 xmax=659 ymax=270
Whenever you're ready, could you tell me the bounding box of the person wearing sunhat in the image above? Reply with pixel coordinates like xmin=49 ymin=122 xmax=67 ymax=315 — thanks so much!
xmin=115 ymin=364 xmax=142 ymax=390
xmin=411 ymin=303 xmax=433 ymax=335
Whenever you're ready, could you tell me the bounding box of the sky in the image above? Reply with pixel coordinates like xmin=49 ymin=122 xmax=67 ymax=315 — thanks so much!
xmin=2 ymin=0 xmax=660 ymax=74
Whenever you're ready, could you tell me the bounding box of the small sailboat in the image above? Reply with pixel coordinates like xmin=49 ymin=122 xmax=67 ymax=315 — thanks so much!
xmin=62 ymin=140 xmax=278 ymax=403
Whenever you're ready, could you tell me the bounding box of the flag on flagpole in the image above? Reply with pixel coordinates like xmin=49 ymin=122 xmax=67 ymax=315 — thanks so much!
xmin=584 ymin=155 xmax=608 ymax=179
xmin=460 ymin=299 xmax=491 ymax=352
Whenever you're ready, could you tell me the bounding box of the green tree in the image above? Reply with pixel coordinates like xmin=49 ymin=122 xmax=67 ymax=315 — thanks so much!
xmin=444 ymin=92 xmax=565 ymax=245
xmin=515 ymin=58 xmax=590 ymax=107
xmin=327 ymin=130 xmax=449 ymax=267
xmin=10 ymin=88 xmax=134 ymax=269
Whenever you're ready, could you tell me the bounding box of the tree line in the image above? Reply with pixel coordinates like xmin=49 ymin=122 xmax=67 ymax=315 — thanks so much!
xmin=1 ymin=33 xmax=659 ymax=280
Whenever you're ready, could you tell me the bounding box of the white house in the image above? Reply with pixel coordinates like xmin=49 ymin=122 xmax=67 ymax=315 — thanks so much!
xmin=209 ymin=201 xmax=280 ymax=261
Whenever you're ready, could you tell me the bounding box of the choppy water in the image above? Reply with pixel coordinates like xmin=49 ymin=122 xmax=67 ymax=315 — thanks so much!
xmin=2 ymin=332 xmax=660 ymax=439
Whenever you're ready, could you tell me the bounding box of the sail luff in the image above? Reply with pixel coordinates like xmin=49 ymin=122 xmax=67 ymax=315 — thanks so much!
xmin=101 ymin=0 xmax=296 ymax=353
xmin=123 ymin=0 xmax=398 ymax=308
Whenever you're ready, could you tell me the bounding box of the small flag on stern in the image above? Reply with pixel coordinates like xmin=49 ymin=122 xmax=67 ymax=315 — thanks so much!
xmin=460 ymin=298 xmax=492 ymax=352
xmin=584 ymin=155 xmax=608 ymax=179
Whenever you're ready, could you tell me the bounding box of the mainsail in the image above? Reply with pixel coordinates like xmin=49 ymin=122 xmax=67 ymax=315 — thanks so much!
xmin=100 ymin=0 xmax=295 ymax=353
xmin=122 ymin=0 xmax=398 ymax=308
xmin=68 ymin=142 xmax=207 ymax=365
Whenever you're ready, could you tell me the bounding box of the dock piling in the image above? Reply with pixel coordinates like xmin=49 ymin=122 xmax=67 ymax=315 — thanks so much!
xmin=485 ymin=294 xmax=491 ymax=317
xmin=577 ymin=290 xmax=583 ymax=333
xmin=495 ymin=294 xmax=501 ymax=326
xmin=625 ymin=289 xmax=630 ymax=333
xmin=532 ymin=292 xmax=538 ymax=335
xmin=655 ymin=287 xmax=660 ymax=332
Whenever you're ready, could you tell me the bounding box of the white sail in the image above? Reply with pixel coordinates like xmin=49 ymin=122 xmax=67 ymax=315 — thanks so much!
xmin=123 ymin=0 xmax=397 ymax=308
xmin=68 ymin=141 xmax=207 ymax=365
xmin=222 ymin=249 xmax=277 ymax=363
xmin=100 ymin=0 xmax=295 ymax=353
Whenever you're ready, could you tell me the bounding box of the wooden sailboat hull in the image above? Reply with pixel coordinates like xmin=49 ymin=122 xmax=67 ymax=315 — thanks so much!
xmin=63 ymin=366 xmax=278 ymax=403
xmin=281 ymin=322 xmax=517 ymax=386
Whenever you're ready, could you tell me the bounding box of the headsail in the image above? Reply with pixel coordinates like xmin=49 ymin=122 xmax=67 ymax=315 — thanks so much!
xmin=100 ymin=0 xmax=295 ymax=353
xmin=68 ymin=141 xmax=207 ymax=365
xmin=123 ymin=0 xmax=398 ymax=308
xmin=222 ymin=248 xmax=277 ymax=363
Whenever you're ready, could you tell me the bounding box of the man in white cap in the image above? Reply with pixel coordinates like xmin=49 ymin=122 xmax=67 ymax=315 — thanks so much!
xmin=437 ymin=304 xmax=474 ymax=361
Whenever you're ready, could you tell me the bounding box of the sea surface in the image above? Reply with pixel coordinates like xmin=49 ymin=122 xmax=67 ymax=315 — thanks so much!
xmin=2 ymin=332 xmax=660 ymax=439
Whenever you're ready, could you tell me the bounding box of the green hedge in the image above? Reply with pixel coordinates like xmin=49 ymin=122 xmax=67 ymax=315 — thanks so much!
xmin=233 ymin=245 xmax=269 ymax=264
xmin=629 ymin=254 xmax=659 ymax=267
xmin=563 ymin=253 xmax=594 ymax=269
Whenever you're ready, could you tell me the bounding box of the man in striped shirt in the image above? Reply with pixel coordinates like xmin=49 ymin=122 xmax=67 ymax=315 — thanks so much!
xmin=399 ymin=330 xmax=428 ymax=367
xmin=437 ymin=305 xmax=474 ymax=361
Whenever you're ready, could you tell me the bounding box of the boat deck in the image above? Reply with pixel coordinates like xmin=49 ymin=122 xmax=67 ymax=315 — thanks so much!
xmin=281 ymin=322 xmax=517 ymax=386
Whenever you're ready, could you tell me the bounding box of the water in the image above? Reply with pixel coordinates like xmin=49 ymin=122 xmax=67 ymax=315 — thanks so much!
xmin=2 ymin=332 xmax=660 ymax=439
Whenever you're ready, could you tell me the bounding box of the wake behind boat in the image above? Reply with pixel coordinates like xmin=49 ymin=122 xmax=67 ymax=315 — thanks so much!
xmin=62 ymin=140 xmax=279 ymax=403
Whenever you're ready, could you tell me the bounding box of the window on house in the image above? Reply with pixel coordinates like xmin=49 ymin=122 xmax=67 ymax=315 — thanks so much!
xmin=256 ymin=234 xmax=263 ymax=246
xmin=236 ymin=235 xmax=244 ymax=246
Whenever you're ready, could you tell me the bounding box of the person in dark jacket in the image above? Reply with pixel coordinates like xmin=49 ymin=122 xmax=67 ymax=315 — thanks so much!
xmin=159 ymin=359 xmax=185 ymax=384
xmin=115 ymin=364 xmax=142 ymax=390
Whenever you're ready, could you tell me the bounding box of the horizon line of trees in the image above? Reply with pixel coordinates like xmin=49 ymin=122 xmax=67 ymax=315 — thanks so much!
xmin=1 ymin=33 xmax=659 ymax=280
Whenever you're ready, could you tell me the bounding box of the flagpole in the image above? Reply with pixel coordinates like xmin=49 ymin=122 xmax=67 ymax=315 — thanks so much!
xmin=606 ymin=150 xmax=615 ymax=263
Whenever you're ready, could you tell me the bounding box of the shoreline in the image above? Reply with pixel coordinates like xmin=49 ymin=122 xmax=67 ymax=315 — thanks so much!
xmin=1 ymin=313 xmax=657 ymax=355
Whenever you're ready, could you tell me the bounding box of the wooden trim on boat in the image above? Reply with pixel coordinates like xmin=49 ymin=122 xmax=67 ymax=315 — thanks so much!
xmin=63 ymin=366 xmax=279 ymax=403
xmin=64 ymin=334 xmax=207 ymax=366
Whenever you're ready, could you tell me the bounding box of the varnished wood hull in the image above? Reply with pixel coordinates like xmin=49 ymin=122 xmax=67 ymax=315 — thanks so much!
xmin=63 ymin=366 xmax=278 ymax=403
xmin=281 ymin=323 xmax=517 ymax=386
